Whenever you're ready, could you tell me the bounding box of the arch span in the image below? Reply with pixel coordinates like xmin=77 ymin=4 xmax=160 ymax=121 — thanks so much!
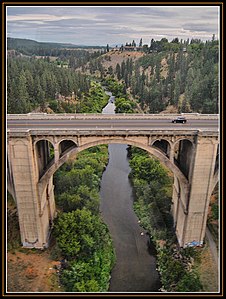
xmin=38 ymin=138 xmax=189 ymax=199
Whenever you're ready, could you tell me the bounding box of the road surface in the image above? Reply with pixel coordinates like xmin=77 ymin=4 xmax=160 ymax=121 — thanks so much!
xmin=7 ymin=117 xmax=219 ymax=131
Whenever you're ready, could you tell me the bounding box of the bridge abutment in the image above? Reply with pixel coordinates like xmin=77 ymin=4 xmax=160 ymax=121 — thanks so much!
xmin=8 ymin=136 xmax=55 ymax=248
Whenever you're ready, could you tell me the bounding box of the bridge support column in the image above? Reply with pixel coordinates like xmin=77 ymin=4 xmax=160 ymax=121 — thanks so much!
xmin=7 ymin=136 xmax=55 ymax=248
xmin=54 ymin=145 xmax=60 ymax=163
xmin=169 ymin=148 xmax=174 ymax=163
xmin=175 ymin=136 xmax=218 ymax=247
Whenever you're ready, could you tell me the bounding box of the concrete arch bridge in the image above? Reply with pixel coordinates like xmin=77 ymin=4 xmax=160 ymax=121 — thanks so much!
xmin=7 ymin=113 xmax=219 ymax=248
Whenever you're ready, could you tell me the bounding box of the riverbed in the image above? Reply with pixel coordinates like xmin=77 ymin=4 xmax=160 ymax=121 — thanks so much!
xmin=99 ymin=94 xmax=161 ymax=292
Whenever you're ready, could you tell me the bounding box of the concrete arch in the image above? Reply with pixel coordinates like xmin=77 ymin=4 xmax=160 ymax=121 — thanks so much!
xmin=173 ymin=138 xmax=194 ymax=180
xmin=151 ymin=138 xmax=172 ymax=158
xmin=173 ymin=138 xmax=194 ymax=152
xmin=56 ymin=137 xmax=78 ymax=145
xmin=35 ymin=139 xmax=55 ymax=179
xmin=34 ymin=137 xmax=55 ymax=148
xmin=37 ymin=137 xmax=189 ymax=199
xmin=173 ymin=136 xmax=195 ymax=146
xmin=151 ymin=137 xmax=173 ymax=147
xmin=58 ymin=139 xmax=78 ymax=158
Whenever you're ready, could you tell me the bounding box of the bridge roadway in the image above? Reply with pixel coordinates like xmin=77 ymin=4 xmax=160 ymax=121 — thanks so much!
xmin=7 ymin=114 xmax=219 ymax=132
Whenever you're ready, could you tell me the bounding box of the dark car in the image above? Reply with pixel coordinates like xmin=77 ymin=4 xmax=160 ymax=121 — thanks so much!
xmin=172 ymin=116 xmax=187 ymax=123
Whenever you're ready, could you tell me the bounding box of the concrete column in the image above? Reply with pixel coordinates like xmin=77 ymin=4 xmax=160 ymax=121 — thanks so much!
xmin=169 ymin=147 xmax=174 ymax=163
xmin=8 ymin=136 xmax=52 ymax=248
xmin=54 ymin=144 xmax=60 ymax=162
xmin=177 ymin=136 xmax=218 ymax=247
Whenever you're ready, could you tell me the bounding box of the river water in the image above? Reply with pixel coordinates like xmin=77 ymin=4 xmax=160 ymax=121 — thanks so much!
xmin=99 ymin=94 xmax=161 ymax=292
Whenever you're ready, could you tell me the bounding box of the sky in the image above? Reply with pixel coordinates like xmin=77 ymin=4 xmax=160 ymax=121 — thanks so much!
xmin=6 ymin=5 xmax=220 ymax=46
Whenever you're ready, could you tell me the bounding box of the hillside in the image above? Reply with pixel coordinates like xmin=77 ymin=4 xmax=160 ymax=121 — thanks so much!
xmin=7 ymin=37 xmax=105 ymax=56
xmin=101 ymin=50 xmax=144 ymax=71
xmin=7 ymin=37 xmax=219 ymax=115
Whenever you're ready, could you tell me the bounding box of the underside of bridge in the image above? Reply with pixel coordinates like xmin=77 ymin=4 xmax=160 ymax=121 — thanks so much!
xmin=7 ymin=132 xmax=219 ymax=249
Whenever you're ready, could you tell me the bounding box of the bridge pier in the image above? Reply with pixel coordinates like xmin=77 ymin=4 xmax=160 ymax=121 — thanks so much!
xmin=7 ymin=136 xmax=56 ymax=248
xmin=174 ymin=136 xmax=219 ymax=247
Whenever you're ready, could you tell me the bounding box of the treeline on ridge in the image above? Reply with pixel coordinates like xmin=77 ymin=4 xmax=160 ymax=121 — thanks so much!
xmin=99 ymin=38 xmax=219 ymax=114
xmin=7 ymin=37 xmax=219 ymax=115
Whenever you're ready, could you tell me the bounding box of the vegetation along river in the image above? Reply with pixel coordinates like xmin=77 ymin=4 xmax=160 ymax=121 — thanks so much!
xmin=99 ymin=93 xmax=161 ymax=292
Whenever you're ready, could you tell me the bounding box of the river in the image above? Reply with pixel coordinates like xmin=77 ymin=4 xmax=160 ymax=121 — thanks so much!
xmin=99 ymin=93 xmax=161 ymax=292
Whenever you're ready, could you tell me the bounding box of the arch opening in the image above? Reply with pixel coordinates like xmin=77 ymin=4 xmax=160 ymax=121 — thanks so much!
xmin=174 ymin=139 xmax=193 ymax=179
xmin=59 ymin=140 xmax=77 ymax=158
xmin=38 ymin=138 xmax=189 ymax=205
xmin=35 ymin=139 xmax=55 ymax=179
xmin=152 ymin=139 xmax=171 ymax=158
xmin=53 ymin=144 xmax=108 ymax=214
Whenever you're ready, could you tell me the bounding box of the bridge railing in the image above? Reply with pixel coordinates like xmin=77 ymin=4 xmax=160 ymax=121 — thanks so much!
xmin=7 ymin=113 xmax=219 ymax=120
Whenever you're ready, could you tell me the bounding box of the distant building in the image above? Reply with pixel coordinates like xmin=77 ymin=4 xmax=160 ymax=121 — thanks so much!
xmin=7 ymin=49 xmax=23 ymax=57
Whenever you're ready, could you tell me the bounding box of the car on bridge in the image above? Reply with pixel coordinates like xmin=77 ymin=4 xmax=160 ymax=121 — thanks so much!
xmin=172 ymin=116 xmax=187 ymax=123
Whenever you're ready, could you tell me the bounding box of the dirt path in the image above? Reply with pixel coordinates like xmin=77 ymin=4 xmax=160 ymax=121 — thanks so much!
xmin=205 ymin=228 xmax=218 ymax=265
xmin=7 ymin=249 xmax=62 ymax=293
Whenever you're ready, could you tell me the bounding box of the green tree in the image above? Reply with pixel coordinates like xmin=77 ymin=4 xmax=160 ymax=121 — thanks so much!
xmin=116 ymin=63 xmax=121 ymax=80
xmin=33 ymin=75 xmax=45 ymax=108
xmin=173 ymin=71 xmax=181 ymax=106
xmin=175 ymin=272 xmax=202 ymax=292
xmin=54 ymin=209 xmax=103 ymax=260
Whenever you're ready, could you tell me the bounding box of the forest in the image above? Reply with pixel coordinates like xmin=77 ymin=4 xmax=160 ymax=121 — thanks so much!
xmin=7 ymin=36 xmax=219 ymax=115
xmin=102 ymin=38 xmax=219 ymax=114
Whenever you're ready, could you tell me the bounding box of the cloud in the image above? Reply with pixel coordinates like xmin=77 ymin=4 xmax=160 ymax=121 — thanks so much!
xmin=183 ymin=22 xmax=219 ymax=33
xmin=6 ymin=5 xmax=220 ymax=45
